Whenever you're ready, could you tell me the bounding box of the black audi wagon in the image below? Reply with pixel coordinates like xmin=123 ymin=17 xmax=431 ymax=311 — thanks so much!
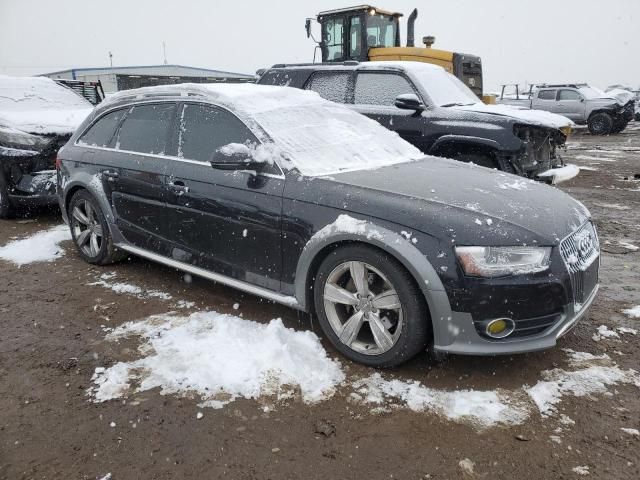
xmin=57 ymin=83 xmax=600 ymax=367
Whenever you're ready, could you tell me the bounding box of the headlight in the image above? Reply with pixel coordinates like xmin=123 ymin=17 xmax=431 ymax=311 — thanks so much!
xmin=455 ymin=246 xmax=551 ymax=277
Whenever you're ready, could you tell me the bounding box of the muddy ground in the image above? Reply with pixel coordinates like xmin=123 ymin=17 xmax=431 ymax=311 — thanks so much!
xmin=1 ymin=126 xmax=639 ymax=480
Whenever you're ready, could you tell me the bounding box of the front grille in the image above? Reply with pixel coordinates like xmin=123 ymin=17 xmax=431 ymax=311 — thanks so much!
xmin=560 ymin=222 xmax=600 ymax=306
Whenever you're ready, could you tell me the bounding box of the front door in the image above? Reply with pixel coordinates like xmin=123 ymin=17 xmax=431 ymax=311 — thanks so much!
xmin=164 ymin=102 xmax=285 ymax=291
xmin=554 ymin=89 xmax=586 ymax=121
xmin=351 ymin=71 xmax=426 ymax=150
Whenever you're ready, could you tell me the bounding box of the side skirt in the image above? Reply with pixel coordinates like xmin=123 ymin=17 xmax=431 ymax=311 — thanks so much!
xmin=115 ymin=243 xmax=302 ymax=310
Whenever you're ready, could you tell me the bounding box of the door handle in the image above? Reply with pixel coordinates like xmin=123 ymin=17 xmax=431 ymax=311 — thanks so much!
xmin=102 ymin=170 xmax=119 ymax=182
xmin=168 ymin=180 xmax=190 ymax=195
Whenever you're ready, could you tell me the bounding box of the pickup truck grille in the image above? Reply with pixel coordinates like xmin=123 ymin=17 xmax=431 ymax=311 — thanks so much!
xmin=559 ymin=222 xmax=600 ymax=307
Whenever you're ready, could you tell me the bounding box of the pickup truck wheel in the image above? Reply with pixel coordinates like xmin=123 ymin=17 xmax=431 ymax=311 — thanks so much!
xmin=313 ymin=244 xmax=430 ymax=368
xmin=588 ymin=113 xmax=614 ymax=135
xmin=0 ymin=170 xmax=16 ymax=219
xmin=68 ymin=190 xmax=124 ymax=265
xmin=610 ymin=119 xmax=628 ymax=134
xmin=455 ymin=153 xmax=497 ymax=169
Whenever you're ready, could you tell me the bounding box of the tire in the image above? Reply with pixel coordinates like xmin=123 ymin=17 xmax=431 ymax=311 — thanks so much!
xmin=0 ymin=169 xmax=16 ymax=219
xmin=611 ymin=119 xmax=628 ymax=134
xmin=68 ymin=189 xmax=124 ymax=265
xmin=455 ymin=152 xmax=516 ymax=174
xmin=313 ymin=244 xmax=430 ymax=367
xmin=588 ymin=112 xmax=614 ymax=135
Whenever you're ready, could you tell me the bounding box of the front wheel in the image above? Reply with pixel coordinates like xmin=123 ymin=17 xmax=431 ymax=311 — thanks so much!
xmin=588 ymin=112 xmax=614 ymax=135
xmin=313 ymin=245 xmax=430 ymax=367
xmin=68 ymin=190 xmax=124 ymax=265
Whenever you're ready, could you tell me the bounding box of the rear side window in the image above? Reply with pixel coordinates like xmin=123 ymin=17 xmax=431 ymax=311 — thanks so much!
xmin=116 ymin=103 xmax=176 ymax=155
xmin=78 ymin=109 xmax=125 ymax=147
xmin=354 ymin=72 xmax=415 ymax=106
xmin=178 ymin=104 xmax=257 ymax=162
xmin=558 ymin=90 xmax=582 ymax=101
xmin=305 ymin=72 xmax=350 ymax=103
xmin=537 ymin=90 xmax=556 ymax=100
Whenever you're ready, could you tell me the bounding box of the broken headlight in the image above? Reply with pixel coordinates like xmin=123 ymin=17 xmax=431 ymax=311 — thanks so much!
xmin=455 ymin=246 xmax=551 ymax=277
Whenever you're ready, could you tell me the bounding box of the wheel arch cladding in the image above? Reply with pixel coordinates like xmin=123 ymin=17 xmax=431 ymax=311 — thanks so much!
xmin=295 ymin=221 xmax=455 ymax=346
xmin=64 ymin=174 xmax=114 ymax=224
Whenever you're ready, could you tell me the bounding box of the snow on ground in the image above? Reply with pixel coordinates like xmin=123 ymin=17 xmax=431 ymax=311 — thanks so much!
xmin=525 ymin=350 xmax=639 ymax=416
xmin=618 ymin=241 xmax=639 ymax=251
xmin=621 ymin=428 xmax=640 ymax=437
xmin=623 ymin=306 xmax=640 ymax=318
xmin=572 ymin=466 xmax=590 ymax=476
xmin=88 ymin=272 xmax=173 ymax=301
xmin=0 ymin=224 xmax=71 ymax=266
xmin=89 ymin=311 xmax=345 ymax=408
xmin=350 ymin=373 xmax=530 ymax=429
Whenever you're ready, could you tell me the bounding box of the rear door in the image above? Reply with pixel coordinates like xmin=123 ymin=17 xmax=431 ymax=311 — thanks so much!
xmin=107 ymin=102 xmax=177 ymax=253
xmin=532 ymin=89 xmax=557 ymax=111
xmin=164 ymin=102 xmax=285 ymax=291
xmin=554 ymin=89 xmax=586 ymax=121
xmin=351 ymin=71 xmax=425 ymax=149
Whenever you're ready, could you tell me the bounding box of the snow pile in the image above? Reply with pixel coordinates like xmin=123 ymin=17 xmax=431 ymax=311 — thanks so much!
xmin=619 ymin=241 xmax=639 ymax=251
xmin=622 ymin=306 xmax=640 ymax=318
xmin=88 ymin=272 xmax=172 ymax=300
xmin=89 ymin=311 xmax=345 ymax=407
xmin=621 ymin=427 xmax=640 ymax=437
xmin=572 ymin=466 xmax=590 ymax=476
xmin=351 ymin=373 xmax=530 ymax=428
xmin=592 ymin=325 xmax=620 ymax=341
xmin=0 ymin=224 xmax=71 ymax=266
xmin=0 ymin=75 xmax=92 ymax=135
xmin=526 ymin=350 xmax=639 ymax=416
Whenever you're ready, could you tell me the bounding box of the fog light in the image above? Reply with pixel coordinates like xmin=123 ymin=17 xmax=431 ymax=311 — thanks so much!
xmin=485 ymin=318 xmax=515 ymax=339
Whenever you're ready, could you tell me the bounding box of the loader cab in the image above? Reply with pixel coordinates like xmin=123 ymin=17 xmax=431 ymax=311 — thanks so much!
xmin=314 ymin=5 xmax=402 ymax=62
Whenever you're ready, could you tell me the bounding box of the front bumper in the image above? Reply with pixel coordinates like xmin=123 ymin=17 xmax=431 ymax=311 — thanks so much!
xmin=535 ymin=164 xmax=580 ymax=185
xmin=434 ymin=283 xmax=599 ymax=355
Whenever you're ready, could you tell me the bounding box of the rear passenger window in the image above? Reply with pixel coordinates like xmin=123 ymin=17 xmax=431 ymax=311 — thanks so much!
xmin=78 ymin=109 xmax=125 ymax=147
xmin=305 ymin=72 xmax=350 ymax=103
xmin=354 ymin=73 xmax=415 ymax=106
xmin=178 ymin=104 xmax=257 ymax=162
xmin=537 ymin=90 xmax=556 ymax=100
xmin=116 ymin=103 xmax=176 ymax=155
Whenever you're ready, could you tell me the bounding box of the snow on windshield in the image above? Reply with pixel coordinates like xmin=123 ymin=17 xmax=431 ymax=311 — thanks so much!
xmin=0 ymin=76 xmax=90 ymax=111
xmin=411 ymin=67 xmax=480 ymax=107
xmin=578 ymin=86 xmax=613 ymax=100
xmin=211 ymin=84 xmax=424 ymax=176
xmin=0 ymin=75 xmax=92 ymax=135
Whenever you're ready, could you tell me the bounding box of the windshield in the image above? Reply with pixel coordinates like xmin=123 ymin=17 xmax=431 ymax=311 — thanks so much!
xmin=246 ymin=93 xmax=423 ymax=176
xmin=411 ymin=68 xmax=480 ymax=107
xmin=366 ymin=14 xmax=397 ymax=48
xmin=578 ymin=86 xmax=612 ymax=100
xmin=0 ymin=76 xmax=90 ymax=111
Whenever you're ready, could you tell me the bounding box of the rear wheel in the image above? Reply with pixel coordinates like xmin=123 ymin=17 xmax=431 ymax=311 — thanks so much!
xmin=588 ymin=112 xmax=614 ymax=135
xmin=313 ymin=244 xmax=430 ymax=367
xmin=0 ymin=170 xmax=15 ymax=219
xmin=68 ymin=190 xmax=124 ymax=265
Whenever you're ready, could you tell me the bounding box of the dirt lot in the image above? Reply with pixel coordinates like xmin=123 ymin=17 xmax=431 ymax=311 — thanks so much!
xmin=1 ymin=126 xmax=639 ymax=480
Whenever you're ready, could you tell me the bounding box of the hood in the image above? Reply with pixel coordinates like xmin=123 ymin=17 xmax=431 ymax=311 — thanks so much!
xmin=452 ymin=103 xmax=573 ymax=130
xmin=0 ymin=108 xmax=91 ymax=136
xmin=605 ymin=88 xmax=635 ymax=105
xmin=328 ymin=156 xmax=590 ymax=246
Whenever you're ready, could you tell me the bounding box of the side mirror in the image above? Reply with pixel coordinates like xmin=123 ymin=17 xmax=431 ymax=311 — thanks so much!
xmin=394 ymin=93 xmax=425 ymax=112
xmin=210 ymin=146 xmax=263 ymax=172
xmin=305 ymin=19 xmax=312 ymax=39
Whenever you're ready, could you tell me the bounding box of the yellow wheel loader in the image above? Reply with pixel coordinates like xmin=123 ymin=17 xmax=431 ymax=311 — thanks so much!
xmin=305 ymin=5 xmax=491 ymax=102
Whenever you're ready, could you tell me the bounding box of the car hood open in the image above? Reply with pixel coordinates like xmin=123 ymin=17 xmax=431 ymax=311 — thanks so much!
xmin=328 ymin=156 xmax=589 ymax=245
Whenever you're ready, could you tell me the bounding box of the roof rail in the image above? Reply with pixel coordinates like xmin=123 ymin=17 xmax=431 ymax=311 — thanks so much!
xmin=270 ymin=61 xmax=360 ymax=68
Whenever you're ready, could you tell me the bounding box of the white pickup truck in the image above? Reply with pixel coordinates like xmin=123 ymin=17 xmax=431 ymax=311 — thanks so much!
xmin=498 ymin=83 xmax=635 ymax=135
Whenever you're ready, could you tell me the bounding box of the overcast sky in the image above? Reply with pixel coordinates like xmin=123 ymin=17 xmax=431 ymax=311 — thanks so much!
xmin=1 ymin=0 xmax=638 ymax=91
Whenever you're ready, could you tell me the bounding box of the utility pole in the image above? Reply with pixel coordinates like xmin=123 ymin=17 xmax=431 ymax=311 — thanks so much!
xmin=162 ymin=42 xmax=168 ymax=65
xmin=108 ymin=51 xmax=113 ymax=67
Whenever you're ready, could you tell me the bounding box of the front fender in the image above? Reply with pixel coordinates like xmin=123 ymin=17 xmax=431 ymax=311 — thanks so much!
xmin=294 ymin=216 xmax=455 ymax=347
xmin=429 ymin=134 xmax=504 ymax=156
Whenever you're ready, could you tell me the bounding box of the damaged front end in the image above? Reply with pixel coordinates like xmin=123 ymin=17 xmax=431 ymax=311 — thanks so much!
xmin=508 ymin=124 xmax=578 ymax=185
xmin=0 ymin=125 xmax=61 ymax=211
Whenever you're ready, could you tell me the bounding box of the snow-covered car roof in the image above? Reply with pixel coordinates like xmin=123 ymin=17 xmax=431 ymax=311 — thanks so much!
xmin=0 ymin=75 xmax=93 ymax=135
xmin=102 ymin=83 xmax=424 ymax=177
